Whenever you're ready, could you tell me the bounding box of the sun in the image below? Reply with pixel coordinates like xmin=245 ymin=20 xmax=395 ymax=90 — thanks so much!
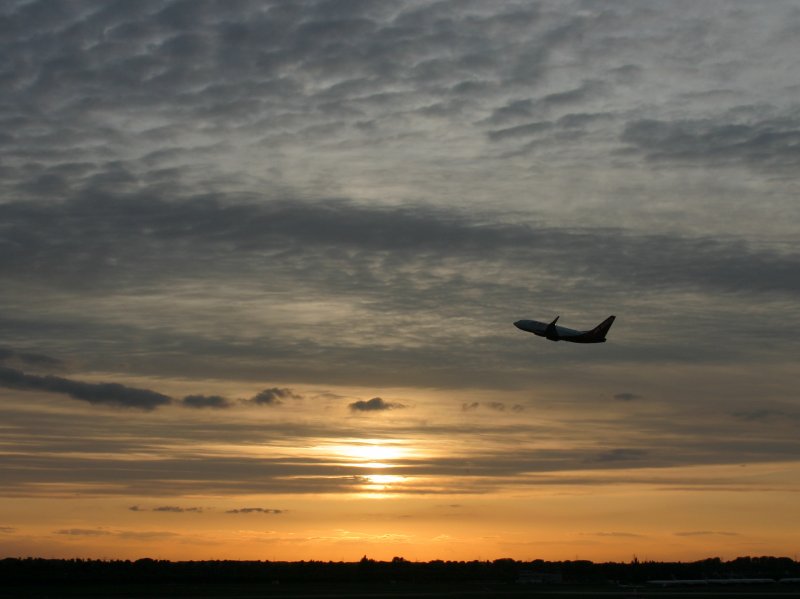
xmin=360 ymin=473 xmax=406 ymax=495
xmin=322 ymin=439 xmax=408 ymax=469
xmin=309 ymin=439 xmax=415 ymax=496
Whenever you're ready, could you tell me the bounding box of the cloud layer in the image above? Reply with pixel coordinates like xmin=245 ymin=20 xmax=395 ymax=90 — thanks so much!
xmin=2 ymin=0 xmax=799 ymax=560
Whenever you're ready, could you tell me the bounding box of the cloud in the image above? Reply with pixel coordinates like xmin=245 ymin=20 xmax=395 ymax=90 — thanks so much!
xmin=0 ymin=363 xmax=308 ymax=413
xmin=54 ymin=527 xmax=179 ymax=540
xmin=732 ymin=409 xmax=774 ymax=421
xmin=540 ymin=80 xmax=608 ymax=109
xmin=0 ymin=365 xmax=172 ymax=410
xmin=731 ymin=407 xmax=800 ymax=423
xmin=621 ymin=114 xmax=800 ymax=170
xmin=130 ymin=505 xmax=204 ymax=513
xmin=116 ymin=531 xmax=180 ymax=541
xmin=3 ymin=196 xmax=798 ymax=308
xmin=55 ymin=528 xmax=112 ymax=537
xmin=152 ymin=506 xmax=203 ymax=513
xmin=249 ymin=387 xmax=301 ymax=406
xmin=182 ymin=394 xmax=231 ymax=409
xmin=0 ymin=363 xmax=293 ymax=413
xmin=486 ymin=99 xmax=536 ymax=125
xmin=614 ymin=393 xmax=642 ymax=402
xmin=225 ymin=508 xmax=284 ymax=514
xmin=589 ymin=448 xmax=648 ymax=463
xmin=462 ymin=402 xmax=524 ymax=412
xmin=487 ymin=121 xmax=553 ymax=141
xmin=0 ymin=348 xmax=63 ymax=370
xmin=674 ymin=531 xmax=739 ymax=537
xmin=584 ymin=531 xmax=646 ymax=538
xmin=0 ymin=526 xmax=16 ymax=534
xmin=181 ymin=389 xmax=306 ymax=409
xmin=349 ymin=397 xmax=405 ymax=412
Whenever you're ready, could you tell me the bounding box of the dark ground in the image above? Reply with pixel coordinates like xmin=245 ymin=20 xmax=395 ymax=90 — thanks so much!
xmin=3 ymin=557 xmax=800 ymax=598
xmin=4 ymin=581 xmax=800 ymax=599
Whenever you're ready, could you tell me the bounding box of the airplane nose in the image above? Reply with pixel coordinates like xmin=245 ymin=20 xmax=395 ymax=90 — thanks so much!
xmin=513 ymin=320 xmax=523 ymax=329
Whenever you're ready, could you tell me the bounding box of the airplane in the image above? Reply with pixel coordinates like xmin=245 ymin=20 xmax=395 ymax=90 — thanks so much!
xmin=514 ymin=315 xmax=615 ymax=343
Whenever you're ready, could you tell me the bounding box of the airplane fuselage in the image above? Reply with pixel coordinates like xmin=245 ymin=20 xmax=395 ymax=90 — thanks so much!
xmin=514 ymin=315 xmax=615 ymax=343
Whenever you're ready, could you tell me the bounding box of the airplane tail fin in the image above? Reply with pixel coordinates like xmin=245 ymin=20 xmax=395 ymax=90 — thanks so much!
xmin=590 ymin=315 xmax=615 ymax=340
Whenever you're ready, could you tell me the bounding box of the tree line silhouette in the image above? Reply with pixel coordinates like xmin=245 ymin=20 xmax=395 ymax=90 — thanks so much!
xmin=2 ymin=555 xmax=799 ymax=587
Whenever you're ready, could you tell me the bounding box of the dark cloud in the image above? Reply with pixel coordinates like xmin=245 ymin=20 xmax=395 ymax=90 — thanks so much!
xmin=462 ymin=402 xmax=524 ymax=413
xmin=484 ymin=80 xmax=609 ymax=128
xmin=614 ymin=393 xmax=642 ymax=402
xmin=152 ymin=506 xmax=203 ymax=513
xmin=55 ymin=528 xmax=112 ymax=536
xmin=486 ymin=99 xmax=536 ymax=125
xmin=54 ymin=527 xmax=179 ymax=540
xmin=0 ymin=0 xmax=548 ymax=143
xmin=732 ymin=409 xmax=774 ymax=421
xmin=609 ymin=64 xmax=642 ymax=84
xmin=0 ymin=365 xmax=171 ymax=410
xmin=621 ymin=115 xmax=800 ymax=169
xmin=540 ymin=80 xmax=607 ymax=108
xmin=584 ymin=532 xmax=646 ymax=538
xmin=2 ymin=196 xmax=799 ymax=303
xmin=486 ymin=112 xmax=613 ymax=143
xmin=182 ymin=394 xmax=231 ymax=409
xmin=249 ymin=387 xmax=301 ymax=406
xmin=116 ymin=531 xmax=180 ymax=541
xmin=128 ymin=505 xmax=203 ymax=514
xmin=589 ymin=448 xmax=647 ymax=463
xmin=0 ymin=361 xmax=308 ymax=412
xmin=0 ymin=0 xmax=796 ymax=202
xmin=731 ymin=408 xmax=800 ymax=422
xmin=0 ymin=348 xmax=63 ymax=370
xmin=349 ymin=397 xmax=405 ymax=412
xmin=181 ymin=389 xmax=305 ymax=408
xmin=487 ymin=121 xmax=553 ymax=142
xmin=674 ymin=531 xmax=739 ymax=537
xmin=225 ymin=508 xmax=284 ymax=514
xmin=556 ymin=112 xmax=614 ymax=129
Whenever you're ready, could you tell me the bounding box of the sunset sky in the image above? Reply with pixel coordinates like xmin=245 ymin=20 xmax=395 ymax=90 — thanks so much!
xmin=2 ymin=0 xmax=799 ymax=563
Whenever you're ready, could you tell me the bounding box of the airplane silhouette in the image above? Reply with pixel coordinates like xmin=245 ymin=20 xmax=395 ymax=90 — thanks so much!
xmin=514 ymin=315 xmax=615 ymax=343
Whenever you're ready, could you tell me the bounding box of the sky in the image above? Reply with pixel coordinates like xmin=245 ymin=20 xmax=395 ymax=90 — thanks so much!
xmin=1 ymin=0 xmax=799 ymax=563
